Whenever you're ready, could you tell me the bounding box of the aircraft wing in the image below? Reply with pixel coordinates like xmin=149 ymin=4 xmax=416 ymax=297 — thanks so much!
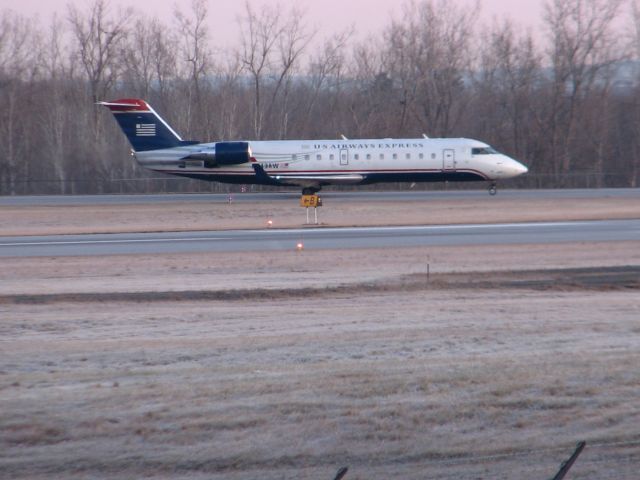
xmin=271 ymin=174 xmax=365 ymax=185
xmin=252 ymin=164 xmax=363 ymax=187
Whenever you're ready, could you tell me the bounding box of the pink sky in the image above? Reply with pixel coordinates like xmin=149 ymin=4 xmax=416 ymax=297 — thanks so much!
xmin=2 ymin=0 xmax=545 ymax=46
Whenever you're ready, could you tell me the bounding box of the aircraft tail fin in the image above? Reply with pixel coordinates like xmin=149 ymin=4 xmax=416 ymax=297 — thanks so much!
xmin=98 ymin=99 xmax=197 ymax=152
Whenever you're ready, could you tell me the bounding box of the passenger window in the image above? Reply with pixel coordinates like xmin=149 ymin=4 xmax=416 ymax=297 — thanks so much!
xmin=330 ymin=154 xmax=334 ymax=160
xmin=366 ymin=154 xmax=371 ymax=160
xmin=392 ymin=153 xmax=397 ymax=160
xmin=380 ymin=153 xmax=384 ymax=160
xmin=419 ymin=153 xmax=424 ymax=159
xmin=316 ymin=154 xmax=321 ymax=160
xmin=304 ymin=154 xmax=310 ymax=161
xmin=354 ymin=154 xmax=359 ymax=160
xmin=406 ymin=153 xmax=411 ymax=159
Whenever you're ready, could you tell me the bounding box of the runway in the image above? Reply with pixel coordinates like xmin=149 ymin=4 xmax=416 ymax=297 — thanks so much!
xmin=0 ymin=219 xmax=638 ymax=257
xmin=1 ymin=188 xmax=639 ymax=206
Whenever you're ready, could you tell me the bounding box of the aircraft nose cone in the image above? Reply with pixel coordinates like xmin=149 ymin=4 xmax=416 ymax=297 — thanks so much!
xmin=517 ymin=162 xmax=528 ymax=175
xmin=507 ymin=158 xmax=528 ymax=176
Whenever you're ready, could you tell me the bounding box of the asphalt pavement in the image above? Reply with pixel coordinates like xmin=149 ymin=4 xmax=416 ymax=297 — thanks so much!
xmin=1 ymin=188 xmax=639 ymax=206
xmin=0 ymin=220 xmax=638 ymax=257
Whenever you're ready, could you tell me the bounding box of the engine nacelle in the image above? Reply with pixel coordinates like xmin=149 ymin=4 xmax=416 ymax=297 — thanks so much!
xmin=213 ymin=142 xmax=251 ymax=166
xmin=180 ymin=141 xmax=251 ymax=168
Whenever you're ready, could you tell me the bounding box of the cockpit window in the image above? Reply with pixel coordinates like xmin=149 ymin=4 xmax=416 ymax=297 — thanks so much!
xmin=472 ymin=147 xmax=499 ymax=155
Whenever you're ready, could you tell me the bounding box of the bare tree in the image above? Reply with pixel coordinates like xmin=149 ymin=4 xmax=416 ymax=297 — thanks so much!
xmin=543 ymin=0 xmax=624 ymax=183
xmin=38 ymin=15 xmax=74 ymax=193
xmin=271 ymin=6 xmax=315 ymax=138
xmin=300 ymin=30 xmax=351 ymax=137
xmin=213 ymin=57 xmax=244 ymax=140
xmin=174 ymin=0 xmax=211 ymax=138
xmin=68 ymin=0 xmax=131 ymax=110
xmin=381 ymin=0 xmax=479 ymax=137
xmin=122 ymin=17 xmax=159 ymax=99
xmin=474 ymin=20 xmax=541 ymax=163
xmin=349 ymin=40 xmax=397 ymax=137
xmin=67 ymin=0 xmax=132 ymax=191
xmin=0 ymin=10 xmax=39 ymax=195
xmin=238 ymin=1 xmax=280 ymax=139
xmin=2 ymin=0 xmax=640 ymax=193
xmin=149 ymin=21 xmax=178 ymax=109
xmin=238 ymin=2 xmax=313 ymax=139
xmin=627 ymin=0 xmax=640 ymax=187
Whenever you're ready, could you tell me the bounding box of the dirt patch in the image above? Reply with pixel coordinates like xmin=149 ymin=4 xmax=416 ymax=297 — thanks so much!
xmin=2 ymin=266 xmax=638 ymax=305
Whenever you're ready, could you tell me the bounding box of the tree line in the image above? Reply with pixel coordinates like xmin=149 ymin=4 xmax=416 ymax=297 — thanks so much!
xmin=1 ymin=0 xmax=639 ymax=194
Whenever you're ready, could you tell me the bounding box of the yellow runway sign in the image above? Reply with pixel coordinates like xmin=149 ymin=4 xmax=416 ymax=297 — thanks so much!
xmin=300 ymin=195 xmax=322 ymax=208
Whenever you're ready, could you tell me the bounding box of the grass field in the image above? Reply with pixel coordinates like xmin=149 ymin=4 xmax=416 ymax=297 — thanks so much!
xmin=1 ymin=241 xmax=639 ymax=479
xmin=0 ymin=246 xmax=640 ymax=479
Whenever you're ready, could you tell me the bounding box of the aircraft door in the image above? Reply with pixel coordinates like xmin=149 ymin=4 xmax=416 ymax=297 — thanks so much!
xmin=340 ymin=148 xmax=349 ymax=166
xmin=443 ymin=149 xmax=456 ymax=170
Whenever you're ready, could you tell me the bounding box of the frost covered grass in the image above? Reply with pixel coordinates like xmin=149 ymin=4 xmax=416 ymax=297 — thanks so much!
xmin=1 ymin=249 xmax=639 ymax=479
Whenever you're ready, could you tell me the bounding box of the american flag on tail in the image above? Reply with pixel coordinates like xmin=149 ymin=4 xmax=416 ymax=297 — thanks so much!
xmin=136 ymin=123 xmax=156 ymax=136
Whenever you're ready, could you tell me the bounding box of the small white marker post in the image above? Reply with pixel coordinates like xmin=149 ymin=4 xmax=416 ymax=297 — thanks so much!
xmin=426 ymin=254 xmax=430 ymax=285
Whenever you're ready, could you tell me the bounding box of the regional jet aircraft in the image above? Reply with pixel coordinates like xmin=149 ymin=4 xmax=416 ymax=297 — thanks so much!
xmin=100 ymin=99 xmax=527 ymax=196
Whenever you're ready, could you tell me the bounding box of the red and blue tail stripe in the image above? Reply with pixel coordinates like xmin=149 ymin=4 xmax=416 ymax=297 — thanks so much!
xmin=98 ymin=99 xmax=198 ymax=152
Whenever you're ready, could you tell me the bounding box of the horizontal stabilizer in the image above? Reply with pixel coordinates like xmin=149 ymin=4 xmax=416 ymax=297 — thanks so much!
xmin=97 ymin=99 xmax=152 ymax=112
xmin=97 ymin=101 xmax=141 ymax=107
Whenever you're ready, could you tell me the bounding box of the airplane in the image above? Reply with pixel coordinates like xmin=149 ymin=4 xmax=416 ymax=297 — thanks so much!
xmin=99 ymin=98 xmax=528 ymax=198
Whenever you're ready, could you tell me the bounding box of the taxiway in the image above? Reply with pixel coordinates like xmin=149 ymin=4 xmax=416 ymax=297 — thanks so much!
xmin=0 ymin=219 xmax=637 ymax=257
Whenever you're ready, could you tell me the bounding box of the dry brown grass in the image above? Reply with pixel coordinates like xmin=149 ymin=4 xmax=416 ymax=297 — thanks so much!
xmin=1 ymin=195 xmax=639 ymax=478
xmin=1 ymin=243 xmax=639 ymax=479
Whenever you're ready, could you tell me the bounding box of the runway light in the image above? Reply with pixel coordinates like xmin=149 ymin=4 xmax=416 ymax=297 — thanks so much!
xmin=296 ymin=242 xmax=304 ymax=251
xmin=267 ymin=219 xmax=273 ymax=228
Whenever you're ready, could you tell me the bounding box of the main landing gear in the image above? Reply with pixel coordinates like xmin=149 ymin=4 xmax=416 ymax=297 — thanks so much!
xmin=488 ymin=182 xmax=497 ymax=196
xmin=302 ymin=186 xmax=321 ymax=196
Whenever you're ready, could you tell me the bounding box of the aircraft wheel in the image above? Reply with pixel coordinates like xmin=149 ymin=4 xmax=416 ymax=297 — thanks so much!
xmin=488 ymin=184 xmax=497 ymax=196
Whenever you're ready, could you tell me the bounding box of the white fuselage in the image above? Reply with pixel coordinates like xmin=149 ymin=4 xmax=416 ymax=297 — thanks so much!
xmin=100 ymin=98 xmax=527 ymax=191
xmin=134 ymin=137 xmax=528 ymax=189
